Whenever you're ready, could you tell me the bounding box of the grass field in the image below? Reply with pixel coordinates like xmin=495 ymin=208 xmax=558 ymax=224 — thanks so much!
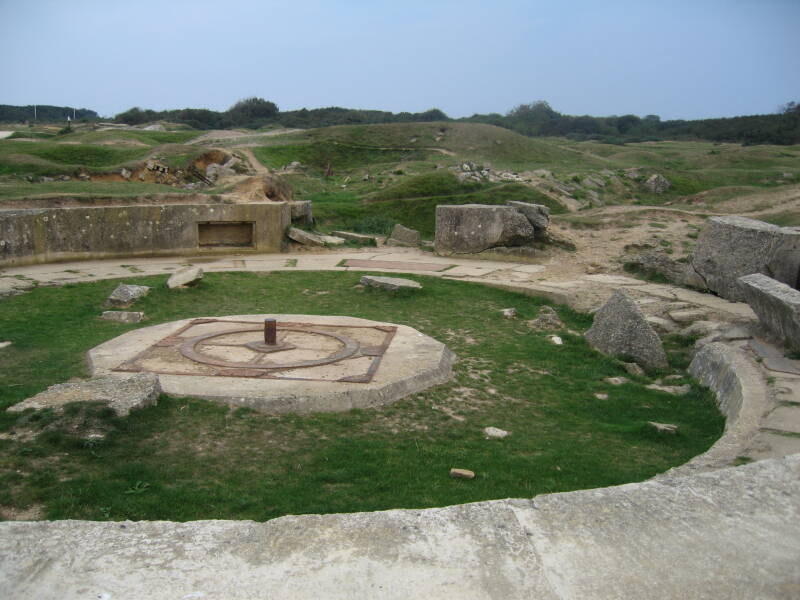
xmin=0 ymin=271 xmax=723 ymax=522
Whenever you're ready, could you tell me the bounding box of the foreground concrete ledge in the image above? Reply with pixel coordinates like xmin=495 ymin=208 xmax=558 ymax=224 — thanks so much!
xmin=87 ymin=314 xmax=454 ymax=413
xmin=1 ymin=455 xmax=798 ymax=600
xmin=660 ymin=342 xmax=769 ymax=478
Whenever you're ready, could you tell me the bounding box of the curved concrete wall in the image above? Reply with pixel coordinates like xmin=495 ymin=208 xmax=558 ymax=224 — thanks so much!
xmin=0 ymin=203 xmax=290 ymax=267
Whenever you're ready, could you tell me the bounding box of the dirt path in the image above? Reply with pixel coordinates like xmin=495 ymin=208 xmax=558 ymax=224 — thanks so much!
xmin=188 ymin=128 xmax=302 ymax=146
xmin=238 ymin=148 xmax=270 ymax=175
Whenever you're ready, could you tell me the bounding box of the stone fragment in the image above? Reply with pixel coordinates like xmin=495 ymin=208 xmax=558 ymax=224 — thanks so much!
xmin=288 ymin=201 xmax=314 ymax=225
xmin=501 ymin=308 xmax=517 ymax=319
xmin=449 ymin=468 xmax=475 ymax=479
xmin=668 ymin=309 xmax=707 ymax=324
xmin=0 ymin=341 xmax=11 ymax=349
xmin=120 ymin=167 xmax=132 ymax=180
xmin=101 ymin=311 xmax=144 ymax=324
xmin=679 ymin=320 xmax=723 ymax=337
xmin=526 ymin=306 xmax=564 ymax=330
xmin=360 ymin=276 xmax=422 ymax=291
xmin=506 ymin=201 xmax=550 ymax=232
xmin=166 ymin=266 xmax=203 ymax=289
xmin=7 ymin=373 xmax=160 ymax=417
xmin=646 ymin=316 xmax=678 ymax=334
xmin=386 ymin=224 xmax=421 ymax=247
xmin=648 ymin=421 xmax=678 ymax=434
xmin=0 ymin=277 xmax=36 ymax=299
xmin=483 ymin=427 xmax=509 ymax=439
xmin=594 ymin=393 xmax=609 ymax=400
xmin=549 ymin=335 xmax=563 ymax=345
xmin=287 ymin=227 xmax=326 ymax=246
xmin=624 ymin=362 xmax=645 ymax=376
xmin=331 ymin=231 xmax=378 ymax=245
xmin=691 ymin=216 xmax=800 ymax=301
xmin=585 ymin=289 xmax=669 ymax=370
xmin=738 ymin=273 xmax=800 ymax=350
xmin=644 ymin=173 xmax=671 ymax=193
xmin=435 ymin=204 xmax=534 ymax=255
xmin=319 ymin=235 xmax=346 ymax=246
xmin=105 ymin=284 xmax=150 ymax=307
xmin=606 ymin=377 xmax=629 ymax=386
xmin=646 ymin=384 xmax=691 ymax=396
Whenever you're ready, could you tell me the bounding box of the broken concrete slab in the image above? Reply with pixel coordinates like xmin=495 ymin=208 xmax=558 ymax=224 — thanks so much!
xmin=6 ymin=373 xmax=160 ymax=417
xmin=100 ymin=311 xmax=144 ymax=324
xmin=105 ymin=283 xmax=150 ymax=307
xmin=360 ymin=276 xmax=422 ymax=291
xmin=331 ymin=231 xmax=378 ymax=245
xmin=506 ymin=201 xmax=550 ymax=232
xmin=385 ymin=224 xmax=421 ymax=247
xmin=435 ymin=204 xmax=534 ymax=255
xmin=287 ymin=227 xmax=326 ymax=246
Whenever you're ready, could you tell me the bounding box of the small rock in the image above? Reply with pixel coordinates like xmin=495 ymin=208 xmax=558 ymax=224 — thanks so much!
xmin=646 ymin=384 xmax=691 ymax=396
xmin=166 ymin=266 xmax=203 ymax=289
xmin=360 ymin=276 xmax=422 ymax=291
xmin=501 ymin=308 xmax=517 ymax=319
xmin=623 ymin=362 xmax=645 ymax=377
xmin=449 ymin=468 xmax=475 ymax=480
xmin=606 ymin=377 xmax=629 ymax=386
xmin=644 ymin=173 xmax=671 ymax=193
xmin=101 ymin=311 xmax=144 ymax=324
xmin=549 ymin=335 xmax=563 ymax=345
xmin=483 ymin=427 xmax=509 ymax=439
xmin=0 ymin=341 xmax=11 ymax=350
xmin=527 ymin=306 xmax=564 ymax=330
xmin=594 ymin=393 xmax=609 ymax=400
xmin=648 ymin=421 xmax=678 ymax=434
xmin=120 ymin=168 xmax=132 ymax=179
xmin=105 ymin=284 xmax=150 ymax=308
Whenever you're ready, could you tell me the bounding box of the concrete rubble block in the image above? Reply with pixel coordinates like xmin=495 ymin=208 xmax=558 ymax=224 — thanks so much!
xmin=449 ymin=468 xmax=475 ymax=479
xmin=360 ymin=276 xmax=422 ymax=291
xmin=288 ymin=201 xmax=314 ymax=225
xmin=331 ymin=231 xmax=378 ymax=245
xmin=667 ymin=309 xmax=707 ymax=324
xmin=0 ymin=341 xmax=11 ymax=349
xmin=644 ymin=173 xmax=671 ymax=193
xmin=434 ymin=204 xmax=534 ymax=255
xmin=7 ymin=373 xmax=160 ymax=417
xmin=319 ymin=235 xmax=346 ymax=246
xmin=646 ymin=383 xmax=691 ymax=396
xmin=105 ymin=283 xmax=150 ymax=307
xmin=647 ymin=421 xmax=678 ymax=434
xmin=101 ymin=311 xmax=144 ymax=324
xmin=166 ymin=266 xmax=203 ymax=289
xmin=501 ymin=308 xmax=517 ymax=319
xmin=386 ymin=224 xmax=422 ymax=247
xmin=623 ymin=362 xmax=645 ymax=376
xmin=287 ymin=227 xmax=326 ymax=247
xmin=506 ymin=201 xmax=550 ymax=232
xmin=585 ymin=289 xmax=669 ymax=371
xmin=691 ymin=216 xmax=800 ymax=301
xmin=526 ymin=306 xmax=564 ymax=330
xmin=483 ymin=427 xmax=509 ymax=439
xmin=738 ymin=273 xmax=800 ymax=350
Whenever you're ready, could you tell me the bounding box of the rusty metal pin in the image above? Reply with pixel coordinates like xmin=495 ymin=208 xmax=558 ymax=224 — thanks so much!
xmin=264 ymin=319 xmax=277 ymax=345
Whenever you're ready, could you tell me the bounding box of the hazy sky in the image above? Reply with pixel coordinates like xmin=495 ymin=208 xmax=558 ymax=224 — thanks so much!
xmin=1 ymin=0 xmax=798 ymax=120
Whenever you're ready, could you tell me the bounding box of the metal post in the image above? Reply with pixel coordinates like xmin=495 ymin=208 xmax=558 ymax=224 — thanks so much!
xmin=264 ymin=319 xmax=277 ymax=345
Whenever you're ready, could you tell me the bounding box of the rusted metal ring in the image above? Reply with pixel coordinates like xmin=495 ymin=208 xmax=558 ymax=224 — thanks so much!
xmin=179 ymin=326 xmax=360 ymax=370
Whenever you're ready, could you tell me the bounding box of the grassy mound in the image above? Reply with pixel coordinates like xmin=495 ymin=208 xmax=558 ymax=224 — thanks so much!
xmin=0 ymin=271 xmax=723 ymax=522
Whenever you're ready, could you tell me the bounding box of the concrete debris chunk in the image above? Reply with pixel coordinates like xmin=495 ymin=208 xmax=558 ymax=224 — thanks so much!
xmin=331 ymin=231 xmax=378 ymax=244
xmin=483 ymin=427 xmax=509 ymax=439
xmin=105 ymin=284 xmax=150 ymax=307
xmin=526 ymin=305 xmax=564 ymax=330
xmin=646 ymin=384 xmax=691 ymax=396
xmin=506 ymin=201 xmax=550 ymax=232
xmin=738 ymin=273 xmax=800 ymax=351
xmin=360 ymin=276 xmax=422 ymax=291
xmin=644 ymin=173 xmax=671 ymax=193
xmin=435 ymin=204 xmax=534 ymax=255
xmin=585 ymin=289 xmax=668 ymax=370
xmin=449 ymin=468 xmax=475 ymax=479
xmin=623 ymin=362 xmax=645 ymax=377
xmin=0 ymin=341 xmax=11 ymax=350
xmin=386 ymin=224 xmax=421 ymax=247
xmin=166 ymin=266 xmax=203 ymax=289
xmin=101 ymin=311 xmax=144 ymax=324
xmin=549 ymin=335 xmax=563 ymax=345
xmin=287 ymin=227 xmax=326 ymax=247
xmin=501 ymin=308 xmax=517 ymax=319
xmin=605 ymin=377 xmax=629 ymax=386
xmin=7 ymin=373 xmax=160 ymax=417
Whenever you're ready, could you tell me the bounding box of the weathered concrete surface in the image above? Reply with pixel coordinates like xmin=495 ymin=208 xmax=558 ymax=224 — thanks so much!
xmin=286 ymin=227 xmax=326 ymax=246
xmin=1 ymin=456 xmax=798 ymax=599
xmin=104 ymin=283 xmax=150 ymax=307
xmin=385 ymin=224 xmax=421 ymax=247
xmin=506 ymin=201 xmax=550 ymax=231
xmin=88 ymin=315 xmax=452 ymax=414
xmin=360 ymin=275 xmax=422 ymax=291
xmin=0 ymin=203 xmax=290 ymax=267
xmin=100 ymin=310 xmax=144 ymax=323
xmin=6 ymin=373 xmax=160 ymax=417
xmin=691 ymin=216 xmax=800 ymax=301
xmin=663 ymin=342 xmax=770 ymax=477
xmin=739 ymin=273 xmax=800 ymax=350
xmin=435 ymin=204 xmax=534 ymax=255
xmin=166 ymin=265 xmax=203 ymax=289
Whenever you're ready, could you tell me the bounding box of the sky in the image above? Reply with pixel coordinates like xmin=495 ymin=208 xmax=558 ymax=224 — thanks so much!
xmin=1 ymin=0 xmax=798 ymax=121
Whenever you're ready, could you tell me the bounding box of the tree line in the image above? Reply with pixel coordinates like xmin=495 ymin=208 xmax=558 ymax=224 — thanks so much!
xmin=1 ymin=98 xmax=797 ymax=145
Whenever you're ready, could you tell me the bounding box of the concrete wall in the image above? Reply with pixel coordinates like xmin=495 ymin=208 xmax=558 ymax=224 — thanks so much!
xmin=0 ymin=203 xmax=290 ymax=267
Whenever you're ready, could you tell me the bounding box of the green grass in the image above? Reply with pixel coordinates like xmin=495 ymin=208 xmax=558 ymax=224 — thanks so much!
xmin=760 ymin=211 xmax=800 ymax=227
xmin=251 ymin=141 xmax=429 ymax=172
xmin=0 ymin=181 xmax=204 ymax=201
xmin=0 ymin=271 xmax=723 ymax=522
